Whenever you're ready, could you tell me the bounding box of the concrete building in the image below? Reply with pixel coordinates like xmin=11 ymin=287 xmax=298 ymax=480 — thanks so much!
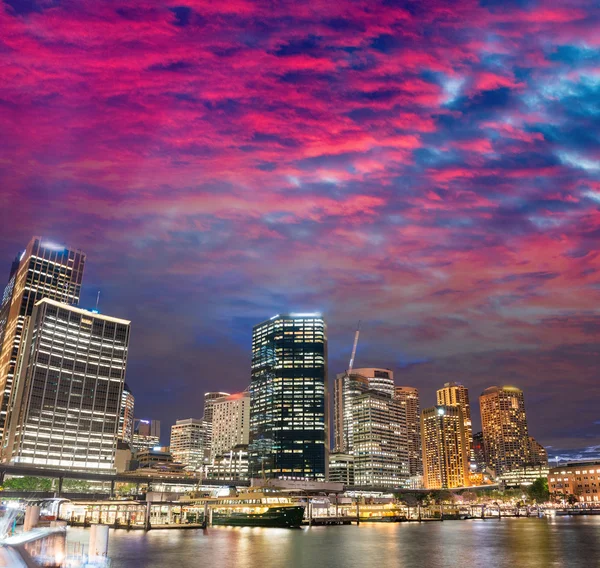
xmin=473 ymin=431 xmax=487 ymax=473
xmin=394 ymin=386 xmax=422 ymax=476
xmin=118 ymin=383 xmax=135 ymax=447
xmin=201 ymin=391 xmax=230 ymax=460
xmin=352 ymin=389 xmax=408 ymax=487
xmin=328 ymin=453 xmax=354 ymax=485
xmin=132 ymin=419 xmax=160 ymax=451
xmin=528 ymin=436 xmax=548 ymax=467
xmin=249 ymin=314 xmax=328 ymax=480
xmin=170 ymin=418 xmax=206 ymax=471
xmin=333 ymin=368 xmax=394 ymax=454
xmin=437 ymin=382 xmax=473 ymax=460
xmin=0 ymin=237 xmax=85 ymax=443
xmin=211 ymin=392 xmax=250 ymax=459
xmin=479 ymin=386 xmax=530 ymax=476
xmin=207 ymin=445 xmax=249 ymax=481
xmin=6 ymin=299 xmax=129 ymax=471
xmin=421 ymin=406 xmax=470 ymax=489
xmin=548 ymin=461 xmax=600 ymax=504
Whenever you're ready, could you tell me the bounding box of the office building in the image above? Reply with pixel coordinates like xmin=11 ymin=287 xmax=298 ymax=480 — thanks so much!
xmin=170 ymin=418 xmax=207 ymax=471
xmin=479 ymin=386 xmax=530 ymax=476
xmin=437 ymin=382 xmax=473 ymax=459
xmin=211 ymin=392 xmax=250 ymax=459
xmin=333 ymin=368 xmax=394 ymax=454
xmin=6 ymin=299 xmax=129 ymax=471
xmin=352 ymin=390 xmax=408 ymax=487
xmin=132 ymin=419 xmax=161 ymax=451
xmin=421 ymin=406 xmax=470 ymax=489
xmin=548 ymin=461 xmax=600 ymax=504
xmin=118 ymin=383 xmax=135 ymax=446
xmin=528 ymin=436 xmax=548 ymax=467
xmin=394 ymin=386 xmax=422 ymax=476
xmin=201 ymin=391 xmax=230 ymax=459
xmin=328 ymin=453 xmax=355 ymax=485
xmin=473 ymin=431 xmax=487 ymax=472
xmin=0 ymin=237 xmax=85 ymax=441
xmin=207 ymin=445 xmax=249 ymax=481
xmin=249 ymin=313 xmax=328 ymax=480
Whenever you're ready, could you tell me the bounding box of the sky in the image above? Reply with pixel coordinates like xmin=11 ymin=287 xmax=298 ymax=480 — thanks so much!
xmin=0 ymin=0 xmax=599 ymax=461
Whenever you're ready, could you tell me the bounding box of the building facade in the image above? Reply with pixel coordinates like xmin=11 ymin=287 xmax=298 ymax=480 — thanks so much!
xmin=132 ymin=419 xmax=161 ymax=451
xmin=421 ymin=406 xmax=470 ymax=489
xmin=394 ymin=386 xmax=422 ymax=476
xmin=249 ymin=314 xmax=328 ymax=480
xmin=436 ymin=382 xmax=473 ymax=460
xmin=118 ymin=383 xmax=135 ymax=446
xmin=207 ymin=445 xmax=249 ymax=481
xmin=528 ymin=436 xmax=548 ymax=467
xmin=328 ymin=453 xmax=354 ymax=485
xmin=6 ymin=299 xmax=129 ymax=471
xmin=0 ymin=238 xmax=85 ymax=442
xmin=170 ymin=418 xmax=206 ymax=471
xmin=352 ymin=390 xmax=408 ymax=487
xmin=333 ymin=368 xmax=394 ymax=454
xmin=479 ymin=386 xmax=530 ymax=476
xmin=473 ymin=431 xmax=487 ymax=473
xmin=548 ymin=461 xmax=600 ymax=503
xmin=211 ymin=392 xmax=250 ymax=459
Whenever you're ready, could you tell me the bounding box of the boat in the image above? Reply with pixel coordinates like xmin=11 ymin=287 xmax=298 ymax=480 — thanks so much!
xmin=187 ymin=488 xmax=306 ymax=528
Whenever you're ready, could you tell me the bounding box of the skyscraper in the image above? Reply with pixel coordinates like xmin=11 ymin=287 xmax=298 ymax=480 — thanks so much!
xmin=170 ymin=418 xmax=206 ymax=471
xmin=333 ymin=368 xmax=393 ymax=454
xmin=118 ymin=383 xmax=135 ymax=447
xmin=352 ymin=389 xmax=408 ymax=487
xmin=6 ymin=299 xmax=129 ymax=470
xmin=437 ymin=382 xmax=473 ymax=459
xmin=249 ymin=313 xmax=327 ymax=480
xmin=394 ymin=386 xmax=422 ymax=476
xmin=211 ymin=392 xmax=250 ymax=459
xmin=0 ymin=237 xmax=85 ymax=440
xmin=132 ymin=419 xmax=161 ymax=451
xmin=479 ymin=386 xmax=530 ymax=476
xmin=421 ymin=405 xmax=470 ymax=489
xmin=202 ymin=391 xmax=230 ymax=460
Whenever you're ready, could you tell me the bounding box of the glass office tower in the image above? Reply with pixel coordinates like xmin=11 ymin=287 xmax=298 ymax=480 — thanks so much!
xmin=0 ymin=237 xmax=85 ymax=441
xmin=249 ymin=314 xmax=327 ymax=480
xmin=7 ymin=299 xmax=129 ymax=471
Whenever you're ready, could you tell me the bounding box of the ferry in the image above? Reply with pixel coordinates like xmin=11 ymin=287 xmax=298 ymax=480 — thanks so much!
xmin=186 ymin=488 xmax=306 ymax=528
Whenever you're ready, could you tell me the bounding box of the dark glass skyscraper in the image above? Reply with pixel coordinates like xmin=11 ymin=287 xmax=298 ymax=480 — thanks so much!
xmin=249 ymin=314 xmax=327 ymax=480
xmin=0 ymin=237 xmax=85 ymax=444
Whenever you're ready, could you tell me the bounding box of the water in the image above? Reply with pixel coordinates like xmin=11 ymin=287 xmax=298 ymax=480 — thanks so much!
xmin=67 ymin=518 xmax=600 ymax=568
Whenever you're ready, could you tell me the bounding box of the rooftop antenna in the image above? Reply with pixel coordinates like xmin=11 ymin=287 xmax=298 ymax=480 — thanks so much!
xmin=95 ymin=291 xmax=101 ymax=311
xmin=347 ymin=321 xmax=361 ymax=377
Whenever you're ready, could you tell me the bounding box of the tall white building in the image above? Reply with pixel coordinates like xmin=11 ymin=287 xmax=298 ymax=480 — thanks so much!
xmin=6 ymin=299 xmax=130 ymax=471
xmin=118 ymin=383 xmax=135 ymax=446
xmin=170 ymin=418 xmax=207 ymax=471
xmin=211 ymin=392 xmax=250 ymax=459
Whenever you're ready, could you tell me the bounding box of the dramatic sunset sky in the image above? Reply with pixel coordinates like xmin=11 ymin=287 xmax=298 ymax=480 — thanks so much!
xmin=1 ymin=0 xmax=599 ymax=459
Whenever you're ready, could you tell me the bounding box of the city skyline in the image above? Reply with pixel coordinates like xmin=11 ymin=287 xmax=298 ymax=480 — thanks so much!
xmin=1 ymin=0 xmax=600 ymax=463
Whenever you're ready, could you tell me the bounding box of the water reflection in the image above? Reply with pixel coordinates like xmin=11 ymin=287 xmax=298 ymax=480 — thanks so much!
xmin=67 ymin=518 xmax=600 ymax=568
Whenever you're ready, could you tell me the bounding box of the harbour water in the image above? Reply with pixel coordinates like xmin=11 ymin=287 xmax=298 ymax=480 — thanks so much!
xmin=67 ymin=517 xmax=600 ymax=568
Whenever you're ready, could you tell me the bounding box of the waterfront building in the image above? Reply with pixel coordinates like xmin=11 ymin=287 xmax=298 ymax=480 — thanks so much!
xmin=6 ymin=299 xmax=129 ymax=471
xmin=328 ymin=452 xmax=354 ymax=485
xmin=211 ymin=392 xmax=250 ymax=459
xmin=202 ymin=391 xmax=230 ymax=459
xmin=437 ymin=382 xmax=473 ymax=460
xmin=548 ymin=461 xmax=600 ymax=503
xmin=207 ymin=444 xmax=249 ymax=480
xmin=479 ymin=386 xmax=530 ymax=476
xmin=528 ymin=436 xmax=548 ymax=467
xmin=333 ymin=368 xmax=394 ymax=454
xmin=499 ymin=464 xmax=549 ymax=488
xmin=118 ymin=383 xmax=135 ymax=447
xmin=249 ymin=313 xmax=328 ymax=480
xmin=472 ymin=431 xmax=487 ymax=473
xmin=421 ymin=405 xmax=470 ymax=489
xmin=170 ymin=418 xmax=206 ymax=471
xmin=0 ymin=237 xmax=85 ymax=443
xmin=352 ymin=389 xmax=408 ymax=487
xmin=132 ymin=419 xmax=161 ymax=451
xmin=394 ymin=386 xmax=422 ymax=476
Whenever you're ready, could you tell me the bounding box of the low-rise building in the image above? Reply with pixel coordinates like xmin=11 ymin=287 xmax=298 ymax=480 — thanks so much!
xmin=548 ymin=461 xmax=600 ymax=503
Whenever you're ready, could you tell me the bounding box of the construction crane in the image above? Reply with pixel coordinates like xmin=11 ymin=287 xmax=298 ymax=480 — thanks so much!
xmin=346 ymin=321 xmax=361 ymax=377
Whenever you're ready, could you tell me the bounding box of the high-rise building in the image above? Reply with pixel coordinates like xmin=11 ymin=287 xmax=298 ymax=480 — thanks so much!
xmin=394 ymin=386 xmax=422 ymax=476
xmin=479 ymin=386 xmax=530 ymax=476
xmin=473 ymin=431 xmax=486 ymax=473
xmin=203 ymin=391 xmax=230 ymax=423
xmin=421 ymin=406 xmax=470 ymax=489
xmin=437 ymin=382 xmax=473 ymax=459
xmin=118 ymin=383 xmax=135 ymax=446
xmin=333 ymin=368 xmax=394 ymax=454
xmin=249 ymin=313 xmax=328 ymax=480
xmin=6 ymin=299 xmax=129 ymax=471
xmin=328 ymin=453 xmax=354 ymax=485
xmin=170 ymin=418 xmax=206 ymax=471
xmin=352 ymin=389 xmax=408 ymax=487
xmin=0 ymin=238 xmax=85 ymax=440
xmin=132 ymin=419 xmax=161 ymax=451
xmin=211 ymin=392 xmax=250 ymax=459
xmin=528 ymin=436 xmax=548 ymax=467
